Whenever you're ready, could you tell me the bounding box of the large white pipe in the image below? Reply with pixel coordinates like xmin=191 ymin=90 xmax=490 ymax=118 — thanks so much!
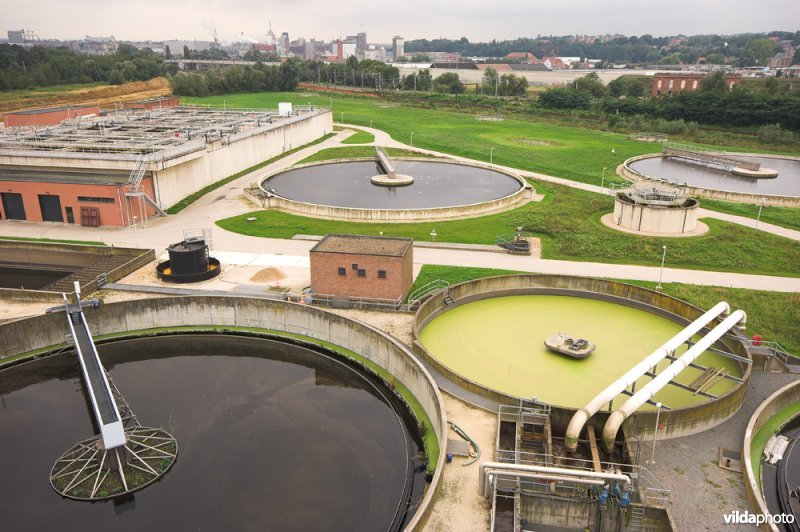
xmin=478 ymin=461 xmax=632 ymax=497
xmin=601 ymin=310 xmax=746 ymax=452
xmin=564 ymin=301 xmax=731 ymax=451
xmin=483 ymin=470 xmax=605 ymax=498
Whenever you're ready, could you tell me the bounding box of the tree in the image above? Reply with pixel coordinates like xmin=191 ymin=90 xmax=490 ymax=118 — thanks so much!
xmin=482 ymin=67 xmax=499 ymax=95
xmin=573 ymin=72 xmax=606 ymax=98
xmin=498 ymin=73 xmax=528 ymax=96
xmin=410 ymin=54 xmax=431 ymax=62
xmin=699 ymin=70 xmax=729 ymax=93
xmin=183 ymin=45 xmax=191 ymax=59
xmin=743 ymin=38 xmax=777 ymax=66
xmin=433 ymin=72 xmax=464 ymax=94
xmin=165 ymin=45 xmax=172 ymax=60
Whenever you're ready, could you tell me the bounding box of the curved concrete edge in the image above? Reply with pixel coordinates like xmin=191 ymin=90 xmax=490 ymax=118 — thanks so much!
xmin=0 ymin=296 xmax=447 ymax=532
xmin=411 ymin=274 xmax=752 ymax=442
xmin=742 ymin=380 xmax=800 ymax=532
xmin=731 ymin=167 xmax=779 ymax=179
xmin=600 ymin=212 xmax=710 ymax=238
xmin=257 ymin=157 xmax=533 ymax=222
xmin=621 ymin=154 xmax=800 ymax=207
xmin=371 ymin=174 xmax=415 ymax=186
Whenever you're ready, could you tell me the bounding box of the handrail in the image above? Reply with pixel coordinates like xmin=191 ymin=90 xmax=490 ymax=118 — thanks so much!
xmin=407 ymin=279 xmax=450 ymax=306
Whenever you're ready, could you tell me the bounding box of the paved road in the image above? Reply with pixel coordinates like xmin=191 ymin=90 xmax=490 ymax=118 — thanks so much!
xmin=1 ymin=126 xmax=798 ymax=293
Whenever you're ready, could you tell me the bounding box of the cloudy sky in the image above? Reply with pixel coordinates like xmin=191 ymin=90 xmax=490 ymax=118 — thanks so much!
xmin=2 ymin=0 xmax=798 ymax=44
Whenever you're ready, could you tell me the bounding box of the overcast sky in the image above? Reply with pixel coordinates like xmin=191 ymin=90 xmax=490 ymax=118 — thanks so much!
xmin=2 ymin=0 xmax=798 ymax=44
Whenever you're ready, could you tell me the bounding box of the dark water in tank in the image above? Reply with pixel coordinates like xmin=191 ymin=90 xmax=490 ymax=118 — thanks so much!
xmin=761 ymin=417 xmax=800 ymax=531
xmin=0 ymin=334 xmax=425 ymax=532
xmin=262 ymin=160 xmax=523 ymax=209
xmin=629 ymin=156 xmax=800 ymax=197
xmin=0 ymin=266 xmax=72 ymax=289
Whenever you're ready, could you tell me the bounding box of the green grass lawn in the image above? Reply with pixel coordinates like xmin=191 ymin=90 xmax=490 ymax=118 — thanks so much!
xmin=408 ymin=265 xmax=800 ymax=356
xmin=217 ymin=176 xmax=800 ymax=277
xmin=0 ymin=236 xmax=106 ymax=246
xmin=700 ymin=198 xmax=800 ymax=232
xmin=298 ymin=146 xmax=428 ymax=164
xmin=183 ymin=91 xmax=798 ymax=187
xmin=340 ymin=130 xmax=375 ymax=144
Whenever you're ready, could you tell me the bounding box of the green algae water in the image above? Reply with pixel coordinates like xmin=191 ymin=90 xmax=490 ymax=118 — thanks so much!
xmin=419 ymin=295 xmax=742 ymax=409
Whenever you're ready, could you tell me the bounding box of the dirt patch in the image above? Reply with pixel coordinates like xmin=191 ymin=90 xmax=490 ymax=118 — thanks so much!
xmin=515 ymin=138 xmax=557 ymax=147
xmin=250 ymin=267 xmax=287 ymax=283
xmin=0 ymin=77 xmax=171 ymax=119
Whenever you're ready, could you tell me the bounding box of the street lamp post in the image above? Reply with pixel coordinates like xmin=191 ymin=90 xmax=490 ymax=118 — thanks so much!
xmin=656 ymin=245 xmax=667 ymax=291
xmin=649 ymin=402 xmax=663 ymax=464
xmin=755 ymin=197 xmax=765 ymax=229
xmin=430 ymin=229 xmax=437 ymax=242
xmin=490 ymin=147 xmax=494 ymax=165
xmin=601 ymin=167 xmax=607 ymax=191
xmin=410 ymin=131 xmax=414 ymax=148
xmin=329 ymin=96 xmax=332 ymax=110
xmin=340 ymin=112 xmax=344 ymax=124
xmin=369 ymin=120 xmax=373 ymax=129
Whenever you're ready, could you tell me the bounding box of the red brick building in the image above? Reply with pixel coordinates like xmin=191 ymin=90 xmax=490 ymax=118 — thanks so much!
xmin=309 ymin=234 xmax=413 ymax=303
xmin=4 ymin=105 xmax=100 ymax=128
xmin=651 ymin=72 xmax=741 ymax=97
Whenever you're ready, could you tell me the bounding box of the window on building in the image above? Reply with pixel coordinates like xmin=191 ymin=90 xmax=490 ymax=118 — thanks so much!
xmin=378 ymin=270 xmax=387 ymax=279
xmin=357 ymin=269 xmax=366 ymax=277
xmin=338 ymin=267 xmax=346 ymax=276
xmin=352 ymin=263 xmax=358 ymax=270
xmin=77 ymin=196 xmax=115 ymax=203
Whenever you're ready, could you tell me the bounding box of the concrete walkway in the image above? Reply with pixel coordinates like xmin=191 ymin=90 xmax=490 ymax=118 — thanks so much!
xmin=1 ymin=126 xmax=798 ymax=294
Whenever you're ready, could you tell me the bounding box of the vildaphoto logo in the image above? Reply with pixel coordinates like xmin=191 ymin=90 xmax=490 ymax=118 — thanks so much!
xmin=723 ymin=510 xmax=796 ymax=525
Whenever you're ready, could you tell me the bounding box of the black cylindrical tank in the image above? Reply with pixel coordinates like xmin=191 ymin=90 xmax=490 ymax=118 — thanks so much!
xmin=167 ymin=239 xmax=209 ymax=275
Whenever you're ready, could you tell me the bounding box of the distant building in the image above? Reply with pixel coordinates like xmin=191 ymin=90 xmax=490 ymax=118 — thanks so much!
xmin=392 ymin=36 xmax=404 ymax=61
xmin=4 ymin=105 xmax=99 ymax=128
xmin=164 ymin=40 xmax=214 ymax=54
xmin=651 ymin=72 xmax=741 ymax=97
xmin=356 ymin=32 xmax=367 ymax=51
xmin=505 ymin=52 xmax=539 ymax=64
xmin=309 ymin=234 xmax=414 ymax=303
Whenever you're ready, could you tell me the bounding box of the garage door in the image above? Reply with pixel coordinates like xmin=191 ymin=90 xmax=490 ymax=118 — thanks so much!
xmin=1 ymin=193 xmax=26 ymax=220
xmin=38 ymin=194 xmax=64 ymax=222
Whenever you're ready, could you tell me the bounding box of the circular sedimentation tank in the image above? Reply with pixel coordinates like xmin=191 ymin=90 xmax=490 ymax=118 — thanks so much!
xmin=744 ymin=380 xmax=800 ymax=529
xmin=0 ymin=298 xmax=446 ymax=531
xmin=259 ymin=158 xmax=530 ymax=221
xmin=413 ymin=275 xmax=751 ymax=440
xmin=626 ymin=154 xmax=800 ymax=200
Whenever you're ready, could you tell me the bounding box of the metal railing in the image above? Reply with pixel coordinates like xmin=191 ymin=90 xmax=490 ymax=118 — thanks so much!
xmin=747 ymin=339 xmax=796 ymax=367
xmin=299 ymin=291 xmax=403 ymax=311
xmin=407 ymin=279 xmax=449 ymax=307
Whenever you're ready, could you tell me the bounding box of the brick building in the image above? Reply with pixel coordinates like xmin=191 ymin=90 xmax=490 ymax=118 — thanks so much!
xmin=651 ymin=72 xmax=741 ymax=97
xmin=309 ymin=234 xmax=413 ymax=303
xmin=4 ymin=105 xmax=100 ymax=128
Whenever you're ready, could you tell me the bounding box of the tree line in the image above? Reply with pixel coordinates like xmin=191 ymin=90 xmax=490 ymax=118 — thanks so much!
xmin=0 ymin=43 xmax=176 ymax=90
xmin=538 ymin=72 xmax=800 ymax=130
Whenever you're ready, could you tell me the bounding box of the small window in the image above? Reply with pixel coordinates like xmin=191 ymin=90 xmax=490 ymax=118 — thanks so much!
xmin=351 ymin=263 xmax=358 ymax=270
xmin=378 ymin=270 xmax=387 ymax=279
xmin=357 ymin=269 xmax=366 ymax=277
xmin=338 ymin=267 xmax=346 ymax=276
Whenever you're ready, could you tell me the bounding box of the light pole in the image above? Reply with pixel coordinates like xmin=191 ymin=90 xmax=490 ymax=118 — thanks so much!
xmin=410 ymin=131 xmax=414 ymax=148
xmin=755 ymin=197 xmax=765 ymax=229
xmin=601 ymin=167 xmax=607 ymax=191
xmin=340 ymin=112 xmax=344 ymax=124
xmin=490 ymin=147 xmax=494 ymax=165
xmin=329 ymin=96 xmax=332 ymax=110
xmin=656 ymin=245 xmax=667 ymax=291
xmin=649 ymin=402 xmax=663 ymax=465
xmin=132 ymin=215 xmax=139 ymax=248
xmin=369 ymin=120 xmax=373 ymax=129
xmin=430 ymin=229 xmax=437 ymax=242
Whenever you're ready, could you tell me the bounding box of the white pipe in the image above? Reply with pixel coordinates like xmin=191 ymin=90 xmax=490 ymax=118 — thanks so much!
xmin=564 ymin=301 xmax=730 ymax=451
xmin=601 ymin=309 xmax=746 ymax=452
xmin=478 ymin=461 xmax=632 ymax=497
xmin=483 ymin=470 xmax=605 ymax=498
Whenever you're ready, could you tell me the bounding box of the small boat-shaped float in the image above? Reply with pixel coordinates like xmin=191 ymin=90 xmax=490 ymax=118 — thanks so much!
xmin=545 ymin=333 xmax=595 ymax=359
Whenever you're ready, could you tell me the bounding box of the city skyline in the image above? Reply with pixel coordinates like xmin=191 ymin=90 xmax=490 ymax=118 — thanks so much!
xmin=1 ymin=0 xmax=798 ymax=44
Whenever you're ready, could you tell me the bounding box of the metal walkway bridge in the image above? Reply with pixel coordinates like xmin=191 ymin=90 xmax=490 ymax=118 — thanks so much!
xmin=48 ymin=283 xmax=177 ymax=500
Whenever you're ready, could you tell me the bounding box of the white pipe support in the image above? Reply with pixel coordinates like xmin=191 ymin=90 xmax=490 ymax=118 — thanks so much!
xmin=601 ymin=310 xmax=746 ymax=452
xmin=478 ymin=461 xmax=632 ymax=498
xmin=564 ymin=301 xmax=731 ymax=451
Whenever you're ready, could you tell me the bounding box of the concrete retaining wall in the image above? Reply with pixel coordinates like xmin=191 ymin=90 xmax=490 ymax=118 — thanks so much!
xmin=519 ymin=496 xmax=673 ymax=531
xmin=622 ymin=154 xmax=800 ymax=207
xmin=156 ymin=111 xmax=332 ymax=209
xmin=412 ymin=274 xmax=751 ymax=442
xmin=742 ymin=380 xmax=800 ymax=531
xmin=259 ymin=158 xmax=533 ymax=222
xmin=0 ymin=295 xmax=446 ymax=531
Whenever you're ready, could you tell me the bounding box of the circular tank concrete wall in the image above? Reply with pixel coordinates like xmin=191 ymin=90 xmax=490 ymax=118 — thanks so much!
xmin=612 ymin=192 xmax=700 ymax=234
